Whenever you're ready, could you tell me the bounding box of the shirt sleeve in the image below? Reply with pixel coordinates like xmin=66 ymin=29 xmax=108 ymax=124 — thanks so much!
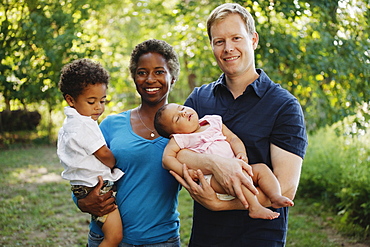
xmin=76 ymin=119 xmax=106 ymax=155
xmin=270 ymin=98 xmax=308 ymax=159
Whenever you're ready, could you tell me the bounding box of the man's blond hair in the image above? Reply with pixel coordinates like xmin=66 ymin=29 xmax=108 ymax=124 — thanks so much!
xmin=207 ymin=3 xmax=256 ymax=41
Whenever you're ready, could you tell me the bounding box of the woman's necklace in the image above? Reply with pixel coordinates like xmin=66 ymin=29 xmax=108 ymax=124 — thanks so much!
xmin=137 ymin=107 xmax=156 ymax=138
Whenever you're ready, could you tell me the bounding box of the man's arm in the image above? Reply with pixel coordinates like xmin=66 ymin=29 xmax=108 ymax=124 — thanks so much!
xmin=173 ymin=144 xmax=302 ymax=211
xmin=270 ymin=143 xmax=302 ymax=200
xmin=171 ymin=164 xmax=247 ymax=211
xmin=177 ymin=149 xmax=257 ymax=207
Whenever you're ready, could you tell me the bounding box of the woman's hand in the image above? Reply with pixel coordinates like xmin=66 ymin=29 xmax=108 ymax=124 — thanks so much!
xmin=77 ymin=176 xmax=117 ymax=217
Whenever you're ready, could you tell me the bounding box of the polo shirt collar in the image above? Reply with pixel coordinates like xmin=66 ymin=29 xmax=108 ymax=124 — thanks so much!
xmin=213 ymin=69 xmax=269 ymax=98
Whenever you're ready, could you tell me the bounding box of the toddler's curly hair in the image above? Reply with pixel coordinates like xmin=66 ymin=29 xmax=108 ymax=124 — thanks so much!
xmin=59 ymin=58 xmax=109 ymax=99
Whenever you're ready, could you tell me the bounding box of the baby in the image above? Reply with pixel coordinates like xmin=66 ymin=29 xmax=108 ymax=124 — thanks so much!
xmin=154 ymin=103 xmax=294 ymax=220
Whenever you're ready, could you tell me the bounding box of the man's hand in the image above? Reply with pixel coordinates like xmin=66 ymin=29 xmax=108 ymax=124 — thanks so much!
xmin=77 ymin=176 xmax=117 ymax=217
xmin=170 ymin=164 xmax=224 ymax=211
xmin=211 ymin=157 xmax=257 ymax=208
xmin=177 ymin=149 xmax=257 ymax=208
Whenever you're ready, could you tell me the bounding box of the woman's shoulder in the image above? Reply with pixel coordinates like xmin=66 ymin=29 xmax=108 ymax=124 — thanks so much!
xmin=105 ymin=110 xmax=130 ymax=120
xmin=100 ymin=110 xmax=130 ymax=127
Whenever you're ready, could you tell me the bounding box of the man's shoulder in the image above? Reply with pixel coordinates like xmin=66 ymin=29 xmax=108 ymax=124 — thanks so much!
xmin=260 ymin=77 xmax=298 ymax=103
xmin=194 ymin=81 xmax=217 ymax=91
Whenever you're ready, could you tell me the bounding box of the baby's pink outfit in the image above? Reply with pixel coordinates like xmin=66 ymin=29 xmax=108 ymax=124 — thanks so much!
xmin=173 ymin=115 xmax=235 ymax=158
xmin=173 ymin=115 xmax=236 ymax=200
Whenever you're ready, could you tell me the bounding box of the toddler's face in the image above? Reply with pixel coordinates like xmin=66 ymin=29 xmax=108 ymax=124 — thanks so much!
xmin=162 ymin=103 xmax=200 ymax=135
xmin=68 ymin=83 xmax=107 ymax=121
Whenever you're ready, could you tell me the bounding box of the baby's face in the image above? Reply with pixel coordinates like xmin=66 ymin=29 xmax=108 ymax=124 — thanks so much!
xmin=162 ymin=103 xmax=200 ymax=134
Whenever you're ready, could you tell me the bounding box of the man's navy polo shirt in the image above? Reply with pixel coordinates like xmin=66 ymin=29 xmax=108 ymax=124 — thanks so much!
xmin=185 ymin=69 xmax=308 ymax=168
xmin=184 ymin=69 xmax=308 ymax=246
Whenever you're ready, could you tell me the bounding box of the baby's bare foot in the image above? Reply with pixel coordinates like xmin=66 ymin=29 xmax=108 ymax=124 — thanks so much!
xmin=249 ymin=206 xmax=280 ymax=220
xmin=271 ymin=196 xmax=294 ymax=208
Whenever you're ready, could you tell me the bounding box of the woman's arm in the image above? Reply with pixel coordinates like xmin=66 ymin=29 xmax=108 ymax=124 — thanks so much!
xmin=94 ymin=145 xmax=116 ymax=169
xmin=77 ymin=176 xmax=117 ymax=216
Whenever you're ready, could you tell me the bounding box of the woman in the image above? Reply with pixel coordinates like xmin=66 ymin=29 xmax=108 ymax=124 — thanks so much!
xmin=76 ymin=39 xmax=181 ymax=247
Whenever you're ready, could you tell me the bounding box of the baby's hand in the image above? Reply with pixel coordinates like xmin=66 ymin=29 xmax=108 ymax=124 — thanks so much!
xmin=187 ymin=169 xmax=199 ymax=181
xmin=236 ymin=152 xmax=249 ymax=164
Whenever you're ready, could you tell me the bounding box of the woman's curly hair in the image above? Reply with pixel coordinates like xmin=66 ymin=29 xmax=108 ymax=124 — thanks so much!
xmin=129 ymin=39 xmax=180 ymax=83
xmin=58 ymin=58 xmax=109 ymax=99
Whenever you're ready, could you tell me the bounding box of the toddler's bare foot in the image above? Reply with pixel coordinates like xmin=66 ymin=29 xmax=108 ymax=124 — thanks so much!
xmin=271 ymin=195 xmax=294 ymax=208
xmin=249 ymin=206 xmax=280 ymax=220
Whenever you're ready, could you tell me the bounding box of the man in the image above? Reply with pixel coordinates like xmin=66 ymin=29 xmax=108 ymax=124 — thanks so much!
xmin=172 ymin=3 xmax=308 ymax=246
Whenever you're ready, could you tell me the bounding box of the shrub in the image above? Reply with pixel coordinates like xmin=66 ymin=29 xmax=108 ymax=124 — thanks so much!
xmin=335 ymin=139 xmax=370 ymax=229
xmin=0 ymin=110 xmax=41 ymax=132
xmin=299 ymin=124 xmax=370 ymax=235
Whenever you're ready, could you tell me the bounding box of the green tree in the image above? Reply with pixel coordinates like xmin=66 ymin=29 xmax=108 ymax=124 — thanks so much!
xmin=1 ymin=0 xmax=369 ymax=137
xmin=0 ymin=0 xmax=104 ymax=135
xmin=240 ymin=0 xmax=370 ymax=131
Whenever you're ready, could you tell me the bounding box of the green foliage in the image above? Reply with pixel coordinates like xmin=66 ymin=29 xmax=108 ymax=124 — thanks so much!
xmin=248 ymin=0 xmax=370 ymax=132
xmin=299 ymin=123 xmax=370 ymax=236
xmin=1 ymin=0 xmax=369 ymax=134
xmin=0 ymin=110 xmax=41 ymax=132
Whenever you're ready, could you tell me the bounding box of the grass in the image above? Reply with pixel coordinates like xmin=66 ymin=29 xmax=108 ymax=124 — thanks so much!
xmin=0 ymin=145 xmax=89 ymax=246
xmin=0 ymin=145 xmax=368 ymax=246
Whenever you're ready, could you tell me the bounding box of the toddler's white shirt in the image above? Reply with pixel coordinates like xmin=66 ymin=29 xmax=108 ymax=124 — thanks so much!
xmin=57 ymin=107 xmax=124 ymax=187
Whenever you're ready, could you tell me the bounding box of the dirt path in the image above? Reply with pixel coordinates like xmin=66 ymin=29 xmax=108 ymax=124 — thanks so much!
xmin=324 ymin=224 xmax=369 ymax=247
